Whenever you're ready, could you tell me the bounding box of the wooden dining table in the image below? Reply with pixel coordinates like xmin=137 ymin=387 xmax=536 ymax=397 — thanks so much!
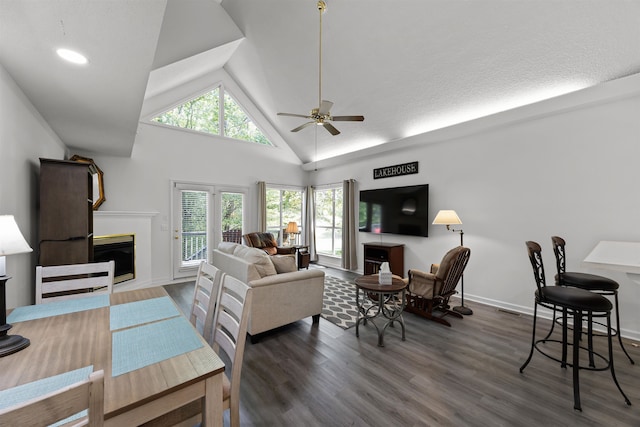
xmin=0 ymin=287 xmax=225 ymax=426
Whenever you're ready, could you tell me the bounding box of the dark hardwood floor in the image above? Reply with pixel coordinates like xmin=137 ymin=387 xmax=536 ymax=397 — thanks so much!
xmin=164 ymin=264 xmax=640 ymax=426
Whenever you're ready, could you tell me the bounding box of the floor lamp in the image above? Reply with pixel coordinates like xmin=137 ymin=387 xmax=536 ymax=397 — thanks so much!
xmin=0 ymin=215 xmax=33 ymax=357
xmin=432 ymin=210 xmax=472 ymax=315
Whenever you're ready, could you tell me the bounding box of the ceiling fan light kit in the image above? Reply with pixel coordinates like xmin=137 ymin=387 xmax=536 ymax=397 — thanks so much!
xmin=277 ymin=0 xmax=364 ymax=136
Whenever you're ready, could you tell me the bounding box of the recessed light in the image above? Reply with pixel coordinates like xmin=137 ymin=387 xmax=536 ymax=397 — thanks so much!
xmin=56 ymin=48 xmax=88 ymax=65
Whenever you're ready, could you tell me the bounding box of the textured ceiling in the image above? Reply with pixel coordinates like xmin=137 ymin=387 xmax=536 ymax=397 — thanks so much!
xmin=223 ymin=0 xmax=640 ymax=164
xmin=1 ymin=0 xmax=639 ymax=163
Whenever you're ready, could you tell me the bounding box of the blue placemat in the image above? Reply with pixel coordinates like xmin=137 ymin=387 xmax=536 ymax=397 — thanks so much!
xmin=7 ymin=295 xmax=110 ymax=323
xmin=0 ymin=365 xmax=93 ymax=426
xmin=109 ymin=296 xmax=181 ymax=331
xmin=112 ymin=316 xmax=203 ymax=377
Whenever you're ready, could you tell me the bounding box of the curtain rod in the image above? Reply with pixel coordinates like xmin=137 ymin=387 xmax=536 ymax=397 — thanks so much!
xmin=312 ymin=179 xmax=356 ymax=189
xmin=258 ymin=181 xmax=306 ymax=189
xmin=257 ymin=180 xmax=356 ymax=189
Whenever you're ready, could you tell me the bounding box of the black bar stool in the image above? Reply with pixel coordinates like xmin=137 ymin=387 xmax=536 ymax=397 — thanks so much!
xmin=520 ymin=241 xmax=631 ymax=411
xmin=551 ymin=236 xmax=634 ymax=365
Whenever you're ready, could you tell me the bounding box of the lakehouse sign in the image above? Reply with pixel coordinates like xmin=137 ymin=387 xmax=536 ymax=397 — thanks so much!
xmin=373 ymin=161 xmax=419 ymax=179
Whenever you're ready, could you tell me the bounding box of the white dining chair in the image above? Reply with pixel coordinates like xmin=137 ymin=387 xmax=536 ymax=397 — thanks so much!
xmin=141 ymin=274 xmax=253 ymax=427
xmin=212 ymin=274 xmax=253 ymax=427
xmin=35 ymin=261 xmax=115 ymax=304
xmin=190 ymin=260 xmax=224 ymax=345
xmin=0 ymin=369 xmax=104 ymax=426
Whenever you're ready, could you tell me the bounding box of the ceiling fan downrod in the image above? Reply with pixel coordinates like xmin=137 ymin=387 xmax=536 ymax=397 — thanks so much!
xmin=276 ymin=0 xmax=364 ymax=136
xmin=318 ymin=0 xmax=326 ymax=110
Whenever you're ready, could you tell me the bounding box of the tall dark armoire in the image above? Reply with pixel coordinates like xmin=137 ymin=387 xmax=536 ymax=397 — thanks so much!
xmin=38 ymin=158 xmax=94 ymax=266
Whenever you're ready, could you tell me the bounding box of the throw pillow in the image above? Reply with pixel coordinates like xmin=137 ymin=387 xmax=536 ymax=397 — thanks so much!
xmin=271 ymin=255 xmax=297 ymax=273
xmin=263 ymin=247 xmax=277 ymax=255
xmin=257 ymin=232 xmax=276 ymax=247
xmin=232 ymin=245 xmax=277 ymax=277
xmin=217 ymin=241 xmax=238 ymax=254
xmin=248 ymin=234 xmax=262 ymax=247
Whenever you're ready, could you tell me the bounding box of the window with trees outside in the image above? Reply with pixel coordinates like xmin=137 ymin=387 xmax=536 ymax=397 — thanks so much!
xmin=266 ymin=187 xmax=303 ymax=246
xmin=221 ymin=191 xmax=244 ymax=245
xmin=152 ymin=84 xmax=273 ymax=146
xmin=315 ymin=186 xmax=343 ymax=257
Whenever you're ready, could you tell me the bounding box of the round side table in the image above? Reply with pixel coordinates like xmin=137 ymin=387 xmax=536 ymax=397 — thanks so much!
xmin=354 ymin=274 xmax=407 ymax=347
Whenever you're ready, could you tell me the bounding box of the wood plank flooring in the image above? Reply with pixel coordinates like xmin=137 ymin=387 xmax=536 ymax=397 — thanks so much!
xmin=164 ymin=265 xmax=640 ymax=426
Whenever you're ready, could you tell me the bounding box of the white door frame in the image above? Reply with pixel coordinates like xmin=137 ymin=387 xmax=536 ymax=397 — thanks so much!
xmin=171 ymin=181 xmax=249 ymax=280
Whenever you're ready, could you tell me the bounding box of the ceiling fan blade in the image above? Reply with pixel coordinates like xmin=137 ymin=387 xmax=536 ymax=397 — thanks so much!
xmin=331 ymin=115 xmax=365 ymax=122
xmin=323 ymin=122 xmax=341 ymax=136
xmin=278 ymin=112 xmax=312 ymax=119
xmin=291 ymin=121 xmax=316 ymax=132
xmin=318 ymin=100 xmax=333 ymax=115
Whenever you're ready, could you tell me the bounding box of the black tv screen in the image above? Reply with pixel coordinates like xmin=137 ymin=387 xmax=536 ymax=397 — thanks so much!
xmin=359 ymin=184 xmax=429 ymax=237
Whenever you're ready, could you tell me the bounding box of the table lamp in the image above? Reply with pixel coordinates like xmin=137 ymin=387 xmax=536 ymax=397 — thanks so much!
xmin=0 ymin=215 xmax=33 ymax=357
xmin=286 ymin=222 xmax=299 ymax=246
xmin=432 ymin=210 xmax=472 ymax=315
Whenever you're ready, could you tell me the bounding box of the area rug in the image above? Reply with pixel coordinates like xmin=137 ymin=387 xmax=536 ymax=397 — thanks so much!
xmin=322 ymin=276 xmax=359 ymax=329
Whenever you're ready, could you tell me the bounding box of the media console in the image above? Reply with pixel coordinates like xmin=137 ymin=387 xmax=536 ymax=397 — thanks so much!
xmin=363 ymin=242 xmax=404 ymax=277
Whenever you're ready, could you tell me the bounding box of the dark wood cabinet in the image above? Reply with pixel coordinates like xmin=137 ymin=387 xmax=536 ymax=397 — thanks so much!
xmin=363 ymin=242 xmax=404 ymax=277
xmin=39 ymin=158 xmax=93 ymax=266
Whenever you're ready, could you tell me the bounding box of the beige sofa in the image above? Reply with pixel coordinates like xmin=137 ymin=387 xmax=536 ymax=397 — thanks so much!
xmin=212 ymin=242 xmax=325 ymax=341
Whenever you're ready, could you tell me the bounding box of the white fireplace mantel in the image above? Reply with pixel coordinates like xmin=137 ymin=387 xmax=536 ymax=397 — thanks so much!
xmin=93 ymin=211 xmax=158 ymax=290
xmin=94 ymin=211 xmax=158 ymax=218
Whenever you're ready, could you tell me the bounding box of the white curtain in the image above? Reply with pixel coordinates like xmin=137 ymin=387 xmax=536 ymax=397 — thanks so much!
xmin=305 ymin=185 xmax=318 ymax=261
xmin=257 ymin=181 xmax=267 ymax=232
xmin=342 ymin=179 xmax=358 ymax=270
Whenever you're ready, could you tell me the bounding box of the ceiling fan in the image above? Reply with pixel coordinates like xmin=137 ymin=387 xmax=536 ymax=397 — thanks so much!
xmin=277 ymin=0 xmax=364 ymax=136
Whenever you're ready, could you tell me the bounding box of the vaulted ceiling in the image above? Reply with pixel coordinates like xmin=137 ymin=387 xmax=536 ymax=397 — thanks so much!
xmin=1 ymin=0 xmax=639 ymax=165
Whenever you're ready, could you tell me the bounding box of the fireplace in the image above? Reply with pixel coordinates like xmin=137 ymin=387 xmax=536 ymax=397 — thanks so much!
xmin=93 ymin=234 xmax=135 ymax=284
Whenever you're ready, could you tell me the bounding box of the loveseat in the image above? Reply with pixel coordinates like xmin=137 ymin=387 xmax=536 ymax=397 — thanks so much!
xmin=212 ymin=242 xmax=325 ymax=341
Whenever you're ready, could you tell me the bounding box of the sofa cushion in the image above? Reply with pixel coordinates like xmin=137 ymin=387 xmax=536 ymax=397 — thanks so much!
xmin=218 ymin=241 xmax=238 ymax=254
xmin=271 ymin=255 xmax=297 ymax=273
xmin=231 ymin=244 xmax=277 ymax=277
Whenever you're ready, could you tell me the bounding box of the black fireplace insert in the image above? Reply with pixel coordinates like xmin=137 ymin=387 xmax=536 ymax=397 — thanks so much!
xmin=93 ymin=234 xmax=135 ymax=284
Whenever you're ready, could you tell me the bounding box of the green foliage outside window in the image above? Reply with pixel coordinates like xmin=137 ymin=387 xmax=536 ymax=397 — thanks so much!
xmin=224 ymin=93 xmax=271 ymax=145
xmin=152 ymin=85 xmax=272 ymax=146
xmin=154 ymin=88 xmax=220 ymax=134
xmin=315 ymin=187 xmax=343 ymax=256
xmin=221 ymin=192 xmax=243 ymax=232
xmin=266 ymin=188 xmax=303 ymax=240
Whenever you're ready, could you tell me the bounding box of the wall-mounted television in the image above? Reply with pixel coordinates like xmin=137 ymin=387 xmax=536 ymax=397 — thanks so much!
xmin=359 ymin=184 xmax=429 ymax=237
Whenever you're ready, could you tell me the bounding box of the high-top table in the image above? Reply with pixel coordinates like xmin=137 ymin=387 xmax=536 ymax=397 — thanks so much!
xmin=583 ymin=240 xmax=640 ymax=284
xmin=355 ymin=274 xmax=407 ymax=347
xmin=0 ymin=287 xmax=225 ymax=426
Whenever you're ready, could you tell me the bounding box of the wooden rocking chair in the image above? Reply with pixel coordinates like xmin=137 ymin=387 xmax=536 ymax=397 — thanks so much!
xmin=404 ymin=246 xmax=471 ymax=326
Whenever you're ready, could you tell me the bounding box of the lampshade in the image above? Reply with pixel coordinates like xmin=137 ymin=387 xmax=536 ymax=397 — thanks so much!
xmin=432 ymin=210 xmax=462 ymax=225
xmin=0 ymin=215 xmax=33 ymax=276
xmin=286 ymin=221 xmax=299 ymax=234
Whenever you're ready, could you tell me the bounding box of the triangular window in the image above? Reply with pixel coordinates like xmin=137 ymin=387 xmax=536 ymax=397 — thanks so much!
xmin=152 ymin=85 xmax=272 ymax=146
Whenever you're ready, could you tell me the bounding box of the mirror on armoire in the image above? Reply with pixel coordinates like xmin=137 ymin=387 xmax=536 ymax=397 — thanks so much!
xmin=70 ymin=155 xmax=105 ymax=210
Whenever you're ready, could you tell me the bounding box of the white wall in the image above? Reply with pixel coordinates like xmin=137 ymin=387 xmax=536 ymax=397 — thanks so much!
xmin=311 ymin=75 xmax=640 ymax=340
xmin=4 ymin=56 xmax=640 ymax=342
xmin=0 ymin=64 xmax=66 ymax=308
xmin=89 ymin=122 xmax=307 ymax=286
